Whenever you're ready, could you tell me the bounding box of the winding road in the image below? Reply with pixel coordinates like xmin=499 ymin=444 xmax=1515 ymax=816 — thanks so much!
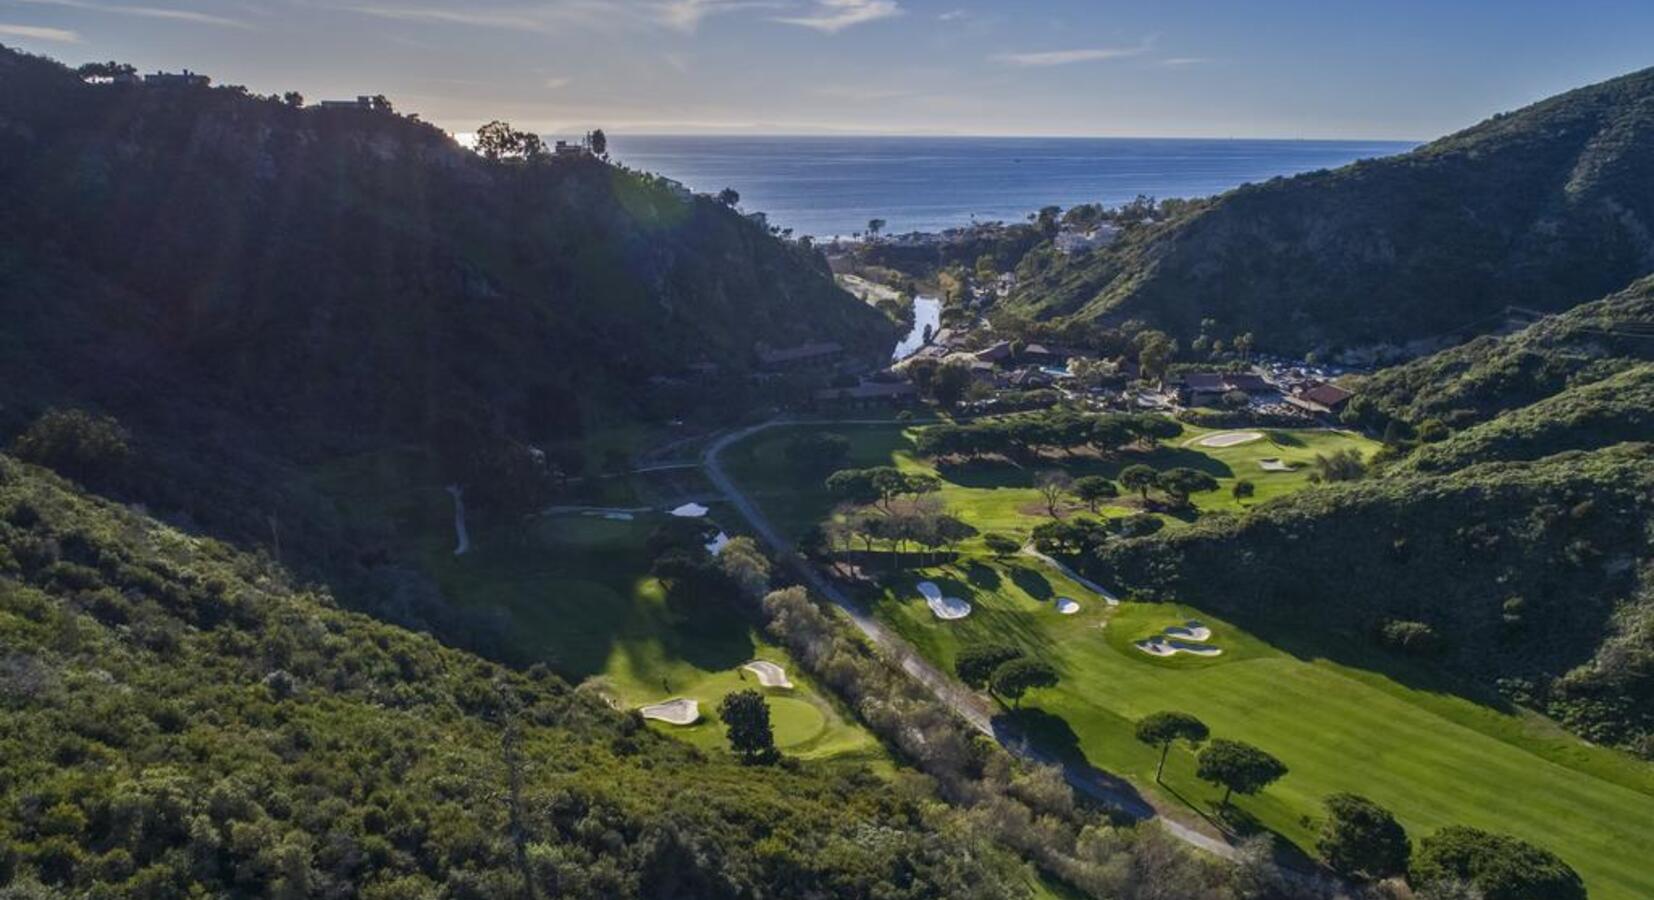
xmin=701 ymin=417 xmax=1246 ymax=864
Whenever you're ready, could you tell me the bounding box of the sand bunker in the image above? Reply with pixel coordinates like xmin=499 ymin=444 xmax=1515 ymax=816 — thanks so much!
xmin=1198 ymin=430 xmax=1265 ymax=448
xmin=1056 ymin=597 xmax=1081 ymax=615
xmin=670 ymin=502 xmax=710 ymax=518
xmin=639 ymin=698 xmax=700 ymax=725
xmin=1134 ymin=620 xmax=1221 ymax=657
xmin=1257 ymin=457 xmax=1296 ymax=472
xmin=705 ymin=532 xmax=731 ymax=556
xmin=1134 ymin=637 xmax=1224 ymax=658
xmin=916 ymin=581 xmax=972 ymax=620
xmin=743 ymin=660 xmax=794 ymax=689
xmin=1164 ymin=621 xmax=1212 ymax=641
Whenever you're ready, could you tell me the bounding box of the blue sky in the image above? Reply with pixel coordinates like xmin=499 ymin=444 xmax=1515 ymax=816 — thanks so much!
xmin=1 ymin=0 xmax=1650 ymax=138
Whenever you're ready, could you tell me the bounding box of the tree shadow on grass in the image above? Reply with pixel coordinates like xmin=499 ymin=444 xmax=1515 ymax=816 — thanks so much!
xmin=994 ymin=708 xmax=1159 ymax=821
xmin=1264 ymin=430 xmax=1307 ymax=449
xmin=1010 ymin=566 xmax=1054 ymax=602
xmin=965 ymin=562 xmax=1002 ymax=590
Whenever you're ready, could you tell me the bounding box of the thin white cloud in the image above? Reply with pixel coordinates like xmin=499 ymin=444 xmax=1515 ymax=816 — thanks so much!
xmin=774 ymin=0 xmax=900 ymax=33
xmin=653 ymin=0 xmax=778 ymax=32
xmin=936 ymin=8 xmax=966 ymax=21
xmin=1161 ymin=56 xmax=1210 ymax=66
xmin=14 ymin=0 xmax=251 ymax=28
xmin=993 ymin=44 xmax=1148 ymax=67
xmin=0 ymin=22 xmax=80 ymax=42
xmin=544 ymin=76 xmax=572 ymax=89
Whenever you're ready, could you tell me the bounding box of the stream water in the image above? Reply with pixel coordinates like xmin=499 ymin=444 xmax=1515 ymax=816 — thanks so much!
xmin=893 ymin=295 xmax=942 ymax=360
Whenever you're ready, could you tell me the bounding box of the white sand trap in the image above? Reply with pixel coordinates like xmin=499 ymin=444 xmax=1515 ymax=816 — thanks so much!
xmin=1134 ymin=636 xmax=1224 ymax=658
xmin=639 ymin=698 xmax=700 ymax=725
xmin=670 ymin=502 xmax=710 ymax=518
xmin=1258 ymin=457 xmax=1296 ymax=472
xmin=1198 ymin=430 xmax=1265 ymax=448
xmin=916 ymin=581 xmax=972 ymax=620
xmin=705 ymin=532 xmax=731 ymax=556
xmin=1056 ymin=597 xmax=1081 ymax=615
xmin=1164 ymin=621 xmax=1213 ymax=642
xmin=743 ymin=660 xmax=794 ymax=689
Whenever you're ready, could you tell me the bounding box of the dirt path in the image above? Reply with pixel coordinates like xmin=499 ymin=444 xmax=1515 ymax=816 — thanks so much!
xmin=703 ymin=417 xmax=1255 ymax=865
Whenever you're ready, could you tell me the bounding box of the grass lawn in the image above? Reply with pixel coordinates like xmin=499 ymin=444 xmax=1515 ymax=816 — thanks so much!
xmin=301 ymin=447 xmax=883 ymax=767
xmin=725 ymin=419 xmax=1654 ymax=900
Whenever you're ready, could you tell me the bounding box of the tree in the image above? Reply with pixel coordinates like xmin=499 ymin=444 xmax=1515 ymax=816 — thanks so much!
xmin=1317 ymin=793 xmax=1410 ymax=880
xmin=1155 ymin=467 xmax=1218 ymax=506
xmin=983 ymin=533 xmax=1021 ymax=558
xmin=931 ymin=360 xmax=973 ymax=408
xmin=1120 ymin=464 xmax=1158 ymax=502
xmin=866 ymin=218 xmax=886 ymax=238
xmin=1134 ymin=711 xmax=1209 ymax=783
xmin=519 ymin=132 xmax=547 ymax=161
xmin=825 ymin=468 xmax=881 ymax=506
xmin=990 ymin=658 xmax=1059 ymax=708
xmin=1073 ymin=476 xmax=1119 ymax=513
xmin=369 ymin=94 xmax=394 ymax=113
xmin=1137 ymin=331 xmax=1177 ymax=384
xmin=587 ymin=128 xmax=608 ymax=156
xmin=1314 ymin=449 xmax=1367 ymax=483
xmin=717 ymin=690 xmax=777 ymax=764
xmin=719 ymin=536 xmax=772 ymax=603
xmin=475 ymin=120 xmax=522 ymax=160
xmin=1412 ymin=826 xmax=1584 ymax=900
xmin=955 ymin=643 xmax=1023 ymax=689
xmin=717 ymin=187 xmax=741 ymax=207
xmin=1233 ymin=332 xmax=1255 ymax=361
xmin=12 ymin=408 xmax=130 ymax=485
xmin=1231 ymin=479 xmax=1256 ymax=505
xmin=1196 ymin=739 xmax=1288 ymax=808
xmin=1035 ymin=470 xmax=1074 ymax=518
xmin=282 ymin=91 xmax=304 ymax=108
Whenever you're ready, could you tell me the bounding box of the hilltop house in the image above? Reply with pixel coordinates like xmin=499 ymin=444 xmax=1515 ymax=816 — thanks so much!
xmin=144 ymin=70 xmax=210 ymax=87
xmin=320 ymin=96 xmax=373 ymax=109
xmin=813 ymin=380 xmax=918 ymax=410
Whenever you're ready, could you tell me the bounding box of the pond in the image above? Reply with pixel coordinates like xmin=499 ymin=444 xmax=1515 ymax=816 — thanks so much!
xmin=892 ymin=295 xmax=942 ymax=360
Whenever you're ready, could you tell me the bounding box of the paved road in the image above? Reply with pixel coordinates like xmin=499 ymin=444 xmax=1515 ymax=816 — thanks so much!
xmin=701 ymin=417 xmax=1245 ymax=863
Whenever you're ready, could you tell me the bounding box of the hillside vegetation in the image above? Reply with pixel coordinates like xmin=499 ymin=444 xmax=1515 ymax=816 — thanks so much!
xmin=1352 ymin=275 xmax=1654 ymax=428
xmin=0 ymin=455 xmax=1034 ymax=898
xmin=1007 ymin=68 xmax=1654 ymax=354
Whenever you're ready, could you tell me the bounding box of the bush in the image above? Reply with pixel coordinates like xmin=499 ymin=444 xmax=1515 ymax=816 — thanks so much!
xmin=11 ymin=409 xmax=130 ymax=484
xmin=1412 ymin=826 xmax=1585 ymax=900
xmin=1379 ymin=619 xmax=1442 ymax=656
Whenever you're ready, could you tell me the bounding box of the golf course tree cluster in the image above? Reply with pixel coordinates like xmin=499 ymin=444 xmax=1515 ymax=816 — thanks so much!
xmin=648 ymin=520 xmax=773 ymax=626
xmin=1132 ymin=711 xmax=1210 ymax=782
xmin=1315 ymin=793 xmax=1411 ymax=881
xmin=914 ymin=411 xmax=1183 ymax=462
xmin=954 ymin=643 xmax=1060 ymax=708
xmin=822 ymin=467 xmax=975 ymax=568
xmin=1029 ymin=512 xmax=1162 ymax=556
xmin=756 ymin=591 xmax=1261 ymax=896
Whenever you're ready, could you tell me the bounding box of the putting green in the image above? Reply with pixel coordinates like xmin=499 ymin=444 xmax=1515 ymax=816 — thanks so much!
xmin=725 ymin=420 xmax=1654 ymax=899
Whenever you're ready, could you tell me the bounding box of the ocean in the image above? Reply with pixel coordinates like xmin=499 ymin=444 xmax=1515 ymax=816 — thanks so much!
xmin=607 ymin=135 xmax=1415 ymax=238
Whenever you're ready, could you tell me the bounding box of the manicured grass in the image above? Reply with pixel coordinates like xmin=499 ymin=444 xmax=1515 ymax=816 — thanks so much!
xmin=864 ymin=558 xmax=1654 ymax=900
xmin=725 ymin=419 xmax=1654 ymax=899
xmin=302 ymin=447 xmax=883 ymax=767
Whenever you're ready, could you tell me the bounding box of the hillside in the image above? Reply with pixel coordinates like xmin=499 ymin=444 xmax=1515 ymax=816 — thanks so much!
xmin=1351 ymin=275 xmax=1654 ymax=427
xmin=0 ymin=44 xmax=889 ymax=467
xmin=1087 ymin=444 xmax=1654 ymax=755
xmin=1007 ymin=67 xmax=1654 ymax=355
xmin=0 ymin=454 xmax=1037 ymax=897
